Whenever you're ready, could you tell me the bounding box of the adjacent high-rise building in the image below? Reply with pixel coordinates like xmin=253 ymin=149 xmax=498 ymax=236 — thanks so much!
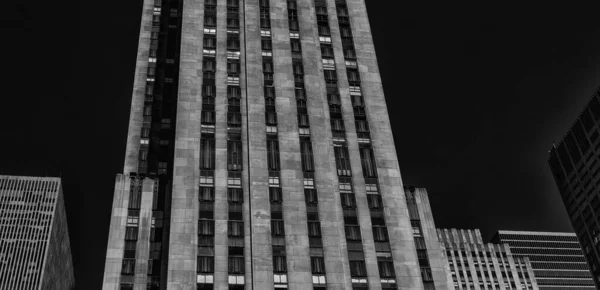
xmin=548 ymin=88 xmax=600 ymax=287
xmin=102 ymin=0 xmax=437 ymax=289
xmin=0 ymin=175 xmax=75 ymax=290
xmin=491 ymin=230 xmax=595 ymax=290
xmin=439 ymin=229 xmax=538 ymax=290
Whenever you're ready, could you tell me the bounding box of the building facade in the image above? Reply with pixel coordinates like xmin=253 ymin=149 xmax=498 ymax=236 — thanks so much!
xmin=0 ymin=175 xmax=75 ymax=290
xmin=491 ymin=231 xmax=595 ymax=290
xmin=102 ymin=0 xmax=442 ymax=289
xmin=438 ymin=229 xmax=538 ymax=290
xmin=548 ymin=88 xmax=600 ymax=287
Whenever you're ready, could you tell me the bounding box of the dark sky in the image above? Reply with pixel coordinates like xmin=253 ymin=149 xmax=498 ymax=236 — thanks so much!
xmin=4 ymin=1 xmax=600 ymax=289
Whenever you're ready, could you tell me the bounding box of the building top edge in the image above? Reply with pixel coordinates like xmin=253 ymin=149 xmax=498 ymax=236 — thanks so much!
xmin=497 ymin=230 xmax=577 ymax=237
xmin=0 ymin=175 xmax=62 ymax=181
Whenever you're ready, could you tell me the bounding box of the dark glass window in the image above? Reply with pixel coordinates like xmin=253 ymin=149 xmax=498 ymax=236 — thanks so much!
xmin=300 ymin=140 xmax=314 ymax=172
xmin=227 ymin=140 xmax=243 ymax=171
xmin=349 ymin=261 xmax=367 ymax=277
xmin=200 ymin=138 xmax=215 ymax=169
xmin=228 ymin=221 xmax=244 ymax=237
xmin=273 ymin=256 xmax=287 ymax=273
xmin=373 ymin=226 xmax=388 ymax=242
xmin=199 ymin=187 xmax=215 ymax=201
xmin=198 ymin=220 xmax=215 ymax=235
xmin=345 ymin=225 xmax=361 ymax=240
xmin=228 ymin=257 xmax=244 ymax=273
xmin=197 ymin=256 xmax=214 ymax=273
xmin=378 ymin=261 xmax=395 ymax=278
xmin=334 ymin=146 xmax=352 ymax=176
xmin=359 ymin=147 xmax=377 ymax=177
xmin=271 ymin=220 xmax=285 ymax=236
xmin=121 ymin=259 xmax=136 ymax=275
xmin=267 ymin=139 xmax=280 ymax=170
xmin=311 ymin=257 xmax=326 ymax=274
xmin=308 ymin=221 xmax=321 ymax=237
xmin=341 ymin=192 xmax=356 ymax=208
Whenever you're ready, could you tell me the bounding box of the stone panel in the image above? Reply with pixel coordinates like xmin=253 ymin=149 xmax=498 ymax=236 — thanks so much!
xmin=166 ymin=0 xmax=204 ymax=288
xmin=103 ymin=175 xmax=131 ymax=289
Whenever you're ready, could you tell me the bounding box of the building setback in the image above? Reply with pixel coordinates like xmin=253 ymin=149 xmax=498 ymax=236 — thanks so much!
xmin=0 ymin=175 xmax=75 ymax=290
xmin=491 ymin=230 xmax=595 ymax=290
xmin=102 ymin=0 xmax=437 ymax=289
xmin=438 ymin=229 xmax=538 ymax=290
xmin=548 ymin=88 xmax=600 ymax=287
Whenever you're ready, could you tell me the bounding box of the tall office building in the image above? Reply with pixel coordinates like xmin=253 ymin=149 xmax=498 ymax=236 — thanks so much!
xmin=0 ymin=175 xmax=75 ymax=290
xmin=548 ymin=88 xmax=600 ymax=287
xmin=102 ymin=0 xmax=435 ymax=289
xmin=439 ymin=229 xmax=538 ymax=290
xmin=492 ymin=230 xmax=595 ymax=290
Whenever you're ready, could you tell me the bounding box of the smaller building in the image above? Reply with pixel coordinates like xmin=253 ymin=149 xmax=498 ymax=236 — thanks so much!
xmin=492 ymin=230 xmax=595 ymax=290
xmin=438 ymin=228 xmax=538 ymax=290
xmin=0 ymin=175 xmax=75 ymax=289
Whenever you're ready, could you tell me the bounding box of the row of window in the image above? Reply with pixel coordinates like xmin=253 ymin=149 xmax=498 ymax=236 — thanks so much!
xmin=404 ymin=189 xmax=435 ymax=289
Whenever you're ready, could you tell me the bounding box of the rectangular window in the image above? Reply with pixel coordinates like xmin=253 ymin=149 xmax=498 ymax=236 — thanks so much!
xmin=227 ymin=140 xmax=243 ymax=171
xmin=271 ymin=220 xmax=285 ymax=236
xmin=200 ymin=138 xmax=215 ymax=169
xmin=373 ymin=226 xmax=388 ymax=242
xmin=378 ymin=261 xmax=395 ymax=278
xmin=125 ymin=227 xmax=138 ymax=241
xmin=311 ymin=257 xmax=325 ymax=274
xmin=324 ymin=70 xmax=337 ymax=82
xmin=228 ymin=257 xmax=245 ymax=274
xmin=300 ymin=139 xmax=314 ymax=172
xmin=367 ymin=194 xmax=382 ymax=209
xmin=297 ymin=114 xmax=310 ymax=128
xmin=228 ymin=188 xmax=243 ymax=203
xmin=122 ymin=259 xmax=136 ymax=275
xmin=227 ymin=60 xmax=240 ymax=75
xmin=273 ymin=256 xmax=287 ymax=273
xmin=228 ymin=221 xmax=244 ymax=237
xmin=307 ymin=221 xmax=321 ymax=237
xmin=269 ymin=187 xmax=283 ymax=202
xmin=265 ymin=111 xmax=277 ymax=125
xmin=199 ymin=187 xmax=215 ymax=201
xmin=349 ymin=261 xmax=367 ymax=277
xmin=305 ymin=189 xmax=318 ymax=203
xmin=345 ymin=225 xmax=361 ymax=240
xmin=197 ymin=256 xmax=214 ymax=273
xmin=202 ymin=85 xmax=215 ymax=97
xmin=321 ymin=45 xmax=334 ymax=58
xmin=267 ymin=139 xmax=280 ymax=170
xmin=198 ymin=220 xmax=215 ymax=235
xmin=334 ymin=146 xmax=351 ymax=176
xmin=359 ymin=147 xmax=377 ymax=177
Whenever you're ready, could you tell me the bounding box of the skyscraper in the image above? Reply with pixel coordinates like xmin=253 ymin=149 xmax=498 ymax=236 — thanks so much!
xmin=102 ymin=0 xmax=432 ymax=289
xmin=438 ymin=229 xmax=538 ymax=290
xmin=492 ymin=230 xmax=595 ymax=290
xmin=0 ymin=175 xmax=75 ymax=290
xmin=548 ymin=88 xmax=600 ymax=287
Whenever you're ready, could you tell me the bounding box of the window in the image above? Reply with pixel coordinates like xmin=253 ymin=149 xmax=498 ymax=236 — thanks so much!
xmin=324 ymin=70 xmax=337 ymax=82
xmin=203 ymin=36 xmax=216 ymax=49
xmin=197 ymin=256 xmax=214 ymax=273
xmin=266 ymin=139 xmax=280 ymax=170
xmin=321 ymin=46 xmax=334 ymax=58
xmin=378 ymin=261 xmax=395 ymax=278
xmin=227 ymin=86 xmax=241 ymax=99
xmin=202 ymin=85 xmax=215 ymax=97
xmin=199 ymin=187 xmax=215 ymax=201
xmin=228 ymin=221 xmax=244 ymax=237
xmin=367 ymin=194 xmax=382 ymax=209
xmin=297 ymin=114 xmax=309 ymax=128
xmin=227 ymin=36 xmax=240 ymax=51
xmin=198 ymin=220 xmax=215 ymax=235
xmin=345 ymin=226 xmax=361 ymax=240
xmin=227 ymin=140 xmax=243 ymax=171
xmin=373 ymin=226 xmax=388 ymax=242
xmin=269 ymin=187 xmax=283 ymax=202
xmin=265 ymin=111 xmax=277 ymax=126
xmin=360 ymin=147 xmax=377 ymax=177
xmin=300 ymin=140 xmax=314 ymax=172
xmin=271 ymin=220 xmax=285 ymax=236
xmin=349 ymin=261 xmax=367 ymax=277
xmin=228 ymin=188 xmax=243 ymax=203
xmin=291 ymin=39 xmax=301 ymax=52
xmin=228 ymin=257 xmax=244 ymax=274
xmin=125 ymin=227 xmax=138 ymax=241
xmin=122 ymin=259 xmax=136 ymax=275
xmin=334 ymin=146 xmax=351 ymax=176
xmin=227 ymin=61 xmax=240 ymax=75
xmin=261 ymin=39 xmax=272 ymax=51
xmin=311 ymin=257 xmax=325 ymax=274
xmin=308 ymin=221 xmax=321 ymax=237
xmin=273 ymin=256 xmax=287 ymax=273
xmin=200 ymin=138 xmax=215 ymax=169
xmin=227 ymin=112 xmax=241 ymax=127
xmin=305 ymin=189 xmax=318 ymax=203
xmin=341 ymin=192 xmax=356 ymax=208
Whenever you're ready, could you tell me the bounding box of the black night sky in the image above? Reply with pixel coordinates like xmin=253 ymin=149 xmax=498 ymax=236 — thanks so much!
xmin=5 ymin=1 xmax=600 ymax=289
